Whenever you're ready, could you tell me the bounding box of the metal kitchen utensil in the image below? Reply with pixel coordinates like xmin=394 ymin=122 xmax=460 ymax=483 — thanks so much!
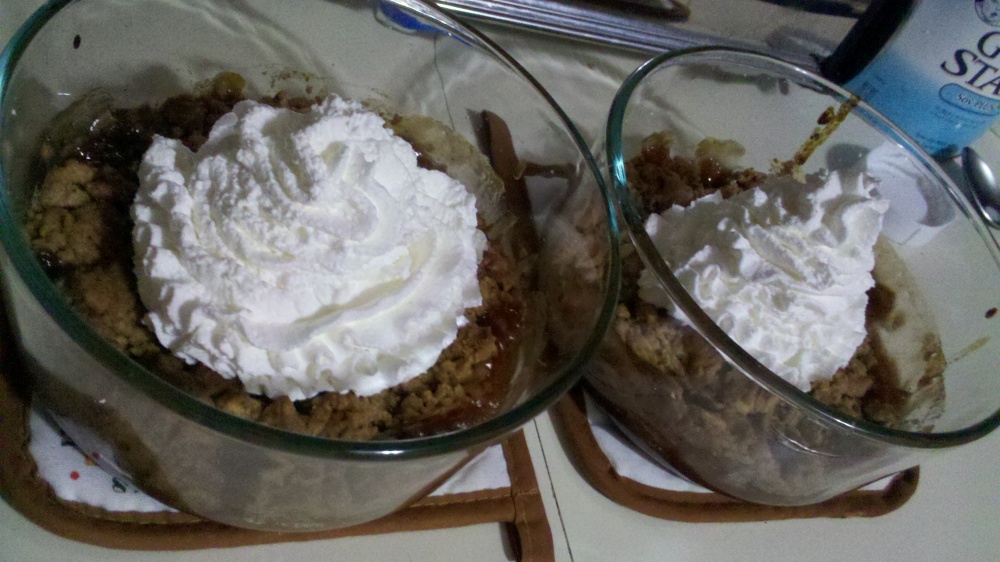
xmin=961 ymin=146 xmax=1000 ymax=230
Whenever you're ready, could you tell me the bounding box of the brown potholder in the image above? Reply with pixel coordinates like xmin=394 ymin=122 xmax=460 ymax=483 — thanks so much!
xmin=0 ymin=364 xmax=553 ymax=561
xmin=551 ymin=387 xmax=919 ymax=523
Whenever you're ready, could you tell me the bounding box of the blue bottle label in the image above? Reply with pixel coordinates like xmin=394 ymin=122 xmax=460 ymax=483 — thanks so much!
xmin=845 ymin=1 xmax=1000 ymax=158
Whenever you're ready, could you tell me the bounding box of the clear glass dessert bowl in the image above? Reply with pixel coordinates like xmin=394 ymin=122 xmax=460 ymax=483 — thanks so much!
xmin=0 ymin=0 xmax=620 ymax=530
xmin=593 ymin=47 xmax=1000 ymax=506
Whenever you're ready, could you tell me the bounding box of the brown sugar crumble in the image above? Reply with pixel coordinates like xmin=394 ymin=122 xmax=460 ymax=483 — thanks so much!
xmin=26 ymin=74 xmax=534 ymax=440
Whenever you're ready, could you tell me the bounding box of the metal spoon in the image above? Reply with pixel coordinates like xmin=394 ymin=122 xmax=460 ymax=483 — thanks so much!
xmin=960 ymin=146 xmax=1000 ymax=229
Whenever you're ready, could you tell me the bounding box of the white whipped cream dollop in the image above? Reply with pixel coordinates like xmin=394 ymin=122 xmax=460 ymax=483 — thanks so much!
xmin=638 ymin=172 xmax=889 ymax=391
xmin=133 ymin=96 xmax=486 ymax=400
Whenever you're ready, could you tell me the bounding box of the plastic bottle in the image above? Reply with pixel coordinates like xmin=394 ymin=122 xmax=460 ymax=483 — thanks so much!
xmin=821 ymin=0 xmax=1000 ymax=159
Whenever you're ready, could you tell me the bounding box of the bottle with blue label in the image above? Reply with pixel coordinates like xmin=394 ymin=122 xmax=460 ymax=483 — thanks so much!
xmin=822 ymin=0 xmax=1000 ymax=159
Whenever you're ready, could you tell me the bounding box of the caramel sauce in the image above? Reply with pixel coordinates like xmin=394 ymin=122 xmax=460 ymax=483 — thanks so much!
xmin=861 ymin=283 xmax=910 ymax=411
xmin=865 ymin=282 xmax=896 ymax=324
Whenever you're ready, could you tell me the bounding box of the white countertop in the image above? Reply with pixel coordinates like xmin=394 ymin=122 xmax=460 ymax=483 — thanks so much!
xmin=2 ymin=2 xmax=999 ymax=561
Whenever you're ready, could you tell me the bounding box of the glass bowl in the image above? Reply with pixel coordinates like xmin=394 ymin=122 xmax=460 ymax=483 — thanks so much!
xmin=0 ymin=0 xmax=620 ymax=530
xmin=593 ymin=47 xmax=1000 ymax=506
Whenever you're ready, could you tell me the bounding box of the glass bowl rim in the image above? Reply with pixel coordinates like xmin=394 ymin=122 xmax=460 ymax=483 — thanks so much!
xmin=0 ymin=0 xmax=622 ymax=460
xmin=605 ymin=45 xmax=1000 ymax=449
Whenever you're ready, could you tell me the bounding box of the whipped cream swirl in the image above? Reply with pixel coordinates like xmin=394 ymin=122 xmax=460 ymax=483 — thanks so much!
xmin=133 ymin=96 xmax=486 ymax=400
xmin=638 ymin=172 xmax=889 ymax=390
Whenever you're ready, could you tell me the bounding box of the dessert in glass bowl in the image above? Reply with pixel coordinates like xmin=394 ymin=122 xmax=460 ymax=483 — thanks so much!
xmin=617 ymin=131 xmax=945 ymax=430
xmin=26 ymin=73 xmax=539 ymax=441
xmin=591 ymin=47 xmax=1000 ymax=506
xmin=0 ymin=0 xmax=619 ymax=530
